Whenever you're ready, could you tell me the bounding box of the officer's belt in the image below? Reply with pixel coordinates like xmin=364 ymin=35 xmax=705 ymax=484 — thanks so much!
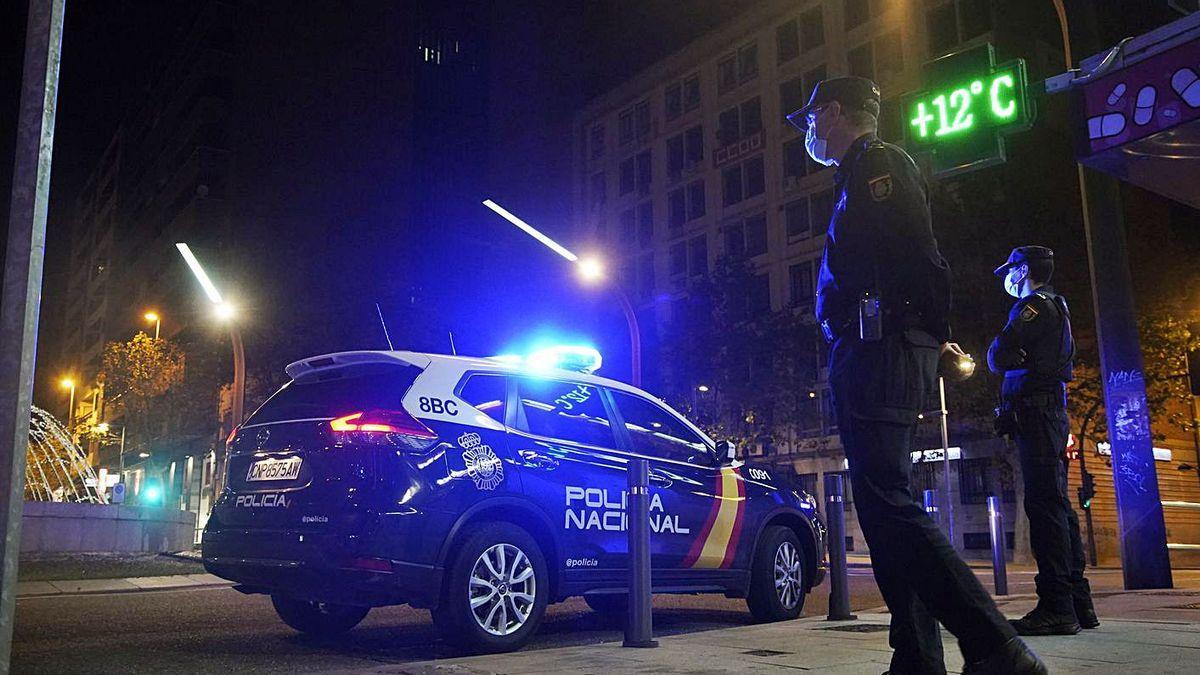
xmin=820 ymin=310 xmax=924 ymax=344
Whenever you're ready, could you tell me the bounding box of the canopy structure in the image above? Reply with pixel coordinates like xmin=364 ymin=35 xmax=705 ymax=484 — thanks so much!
xmin=1068 ymin=12 xmax=1200 ymax=209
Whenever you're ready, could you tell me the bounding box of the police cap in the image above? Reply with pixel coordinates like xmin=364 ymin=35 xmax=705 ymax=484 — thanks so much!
xmin=993 ymin=246 xmax=1054 ymax=276
xmin=786 ymin=76 xmax=881 ymax=131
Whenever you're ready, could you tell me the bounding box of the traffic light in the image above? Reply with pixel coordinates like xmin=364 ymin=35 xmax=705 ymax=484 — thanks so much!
xmin=1186 ymin=349 xmax=1200 ymax=397
xmin=1078 ymin=471 xmax=1096 ymax=510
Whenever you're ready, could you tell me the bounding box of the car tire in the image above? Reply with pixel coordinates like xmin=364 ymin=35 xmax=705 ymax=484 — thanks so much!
xmin=270 ymin=594 xmax=370 ymax=635
xmin=746 ymin=525 xmax=807 ymax=622
xmin=432 ymin=521 xmax=548 ymax=654
xmin=584 ymin=593 xmax=628 ymax=615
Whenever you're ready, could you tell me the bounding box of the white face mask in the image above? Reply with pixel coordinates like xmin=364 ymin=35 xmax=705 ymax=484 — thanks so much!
xmin=805 ymin=121 xmax=836 ymax=167
xmin=1004 ymin=267 xmax=1025 ymax=298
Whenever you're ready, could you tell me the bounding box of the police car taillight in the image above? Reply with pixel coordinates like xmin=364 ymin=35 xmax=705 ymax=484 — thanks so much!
xmin=329 ymin=409 xmax=437 ymax=450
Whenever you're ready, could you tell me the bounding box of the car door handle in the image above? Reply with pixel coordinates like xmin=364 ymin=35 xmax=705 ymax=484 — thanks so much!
xmin=648 ymin=471 xmax=673 ymax=488
xmin=518 ymin=449 xmax=559 ymax=470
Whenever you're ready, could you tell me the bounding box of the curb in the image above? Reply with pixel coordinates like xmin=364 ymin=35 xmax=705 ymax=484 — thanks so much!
xmin=16 ymin=573 xmax=233 ymax=599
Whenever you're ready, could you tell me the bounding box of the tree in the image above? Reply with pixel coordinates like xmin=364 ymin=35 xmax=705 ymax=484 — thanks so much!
xmin=99 ymin=332 xmax=185 ymax=450
xmin=659 ymin=257 xmax=820 ymax=452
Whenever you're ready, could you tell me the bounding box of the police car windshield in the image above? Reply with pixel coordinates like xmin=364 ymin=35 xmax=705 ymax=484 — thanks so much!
xmin=246 ymin=363 xmax=421 ymax=425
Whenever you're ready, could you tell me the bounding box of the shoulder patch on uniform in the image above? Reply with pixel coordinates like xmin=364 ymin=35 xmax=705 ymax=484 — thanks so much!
xmin=1019 ymin=303 xmax=1040 ymax=322
xmin=867 ymin=174 xmax=893 ymax=201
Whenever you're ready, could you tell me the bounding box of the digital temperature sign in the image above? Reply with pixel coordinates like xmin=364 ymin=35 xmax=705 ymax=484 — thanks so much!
xmin=904 ymin=45 xmax=1034 ymax=177
xmin=907 ymin=67 xmax=1027 ymax=144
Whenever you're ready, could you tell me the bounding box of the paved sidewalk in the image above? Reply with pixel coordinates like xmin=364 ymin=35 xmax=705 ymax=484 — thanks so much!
xmin=343 ymin=589 xmax=1200 ymax=675
xmin=15 ymin=573 xmax=231 ymax=598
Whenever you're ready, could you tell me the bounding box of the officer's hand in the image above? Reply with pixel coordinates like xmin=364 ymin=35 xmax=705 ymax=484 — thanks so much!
xmin=941 ymin=342 xmax=968 ymax=359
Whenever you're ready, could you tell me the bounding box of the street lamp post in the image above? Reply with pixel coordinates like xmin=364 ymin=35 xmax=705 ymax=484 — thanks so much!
xmin=176 ymin=243 xmax=244 ymax=499
xmin=60 ymin=378 xmax=75 ymax=438
xmin=144 ymin=311 xmax=160 ymax=340
xmin=482 ymin=199 xmax=643 ymax=386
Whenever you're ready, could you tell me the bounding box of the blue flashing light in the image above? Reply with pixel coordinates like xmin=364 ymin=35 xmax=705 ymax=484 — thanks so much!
xmin=490 ymin=345 xmax=603 ymax=374
xmin=143 ymin=485 xmax=162 ymax=503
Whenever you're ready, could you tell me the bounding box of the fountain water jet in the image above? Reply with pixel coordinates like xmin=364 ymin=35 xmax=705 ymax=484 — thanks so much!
xmin=26 ymin=405 xmax=105 ymax=503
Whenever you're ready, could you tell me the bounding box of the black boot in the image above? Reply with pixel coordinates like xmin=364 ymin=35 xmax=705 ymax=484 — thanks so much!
xmin=1010 ymin=605 xmax=1081 ymax=636
xmin=1074 ymin=598 xmax=1099 ymax=629
xmin=963 ymin=637 xmax=1048 ymax=675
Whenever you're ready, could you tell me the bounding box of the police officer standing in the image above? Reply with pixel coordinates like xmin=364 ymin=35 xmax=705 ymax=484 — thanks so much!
xmin=789 ymin=77 xmax=1045 ymax=675
xmin=988 ymin=246 xmax=1098 ymax=635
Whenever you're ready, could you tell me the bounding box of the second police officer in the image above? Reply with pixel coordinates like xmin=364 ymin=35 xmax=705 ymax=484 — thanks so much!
xmin=988 ymin=246 xmax=1099 ymax=636
xmin=789 ymin=77 xmax=1046 ymax=675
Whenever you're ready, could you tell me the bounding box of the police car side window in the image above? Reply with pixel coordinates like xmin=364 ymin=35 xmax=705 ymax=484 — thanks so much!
xmin=459 ymin=374 xmax=507 ymax=424
xmin=516 ymin=378 xmax=616 ymax=449
xmin=610 ymin=390 xmax=708 ymax=463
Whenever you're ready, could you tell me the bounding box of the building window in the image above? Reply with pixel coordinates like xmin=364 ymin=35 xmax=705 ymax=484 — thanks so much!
xmin=665 ymin=82 xmax=682 ymax=121
xmin=959 ymin=458 xmax=991 ymax=505
xmin=682 ymin=74 xmax=701 ymax=112
xmin=717 ymin=97 xmax=762 ymax=146
xmin=928 ymin=0 xmax=993 ymax=57
xmin=590 ymin=171 xmax=606 ymax=211
xmin=777 ymin=19 xmax=800 ymax=63
xmin=725 ymin=212 xmax=767 ymax=258
xmin=780 ymin=77 xmax=804 ymax=119
xmin=722 ymin=155 xmax=765 ymax=206
xmin=635 ymin=149 xmax=652 ymax=196
xmin=619 ymin=109 xmax=634 ymax=145
xmin=801 ymin=7 xmax=825 ymax=51
xmin=589 ymin=123 xmax=605 ymax=160
xmin=667 ymin=125 xmax=704 ymax=181
xmin=668 ymin=188 xmax=686 ymax=229
xmin=670 ymin=241 xmax=687 ymax=277
xmin=783 ymin=137 xmax=808 ymax=184
xmin=804 ymin=64 xmax=827 ymax=103
xmin=811 ymin=188 xmax=835 ymax=228
xmin=789 ymin=259 xmax=814 ymax=309
xmin=688 ymin=234 xmax=707 ymax=277
xmin=875 ymin=30 xmax=903 ymax=80
xmin=619 ymin=157 xmax=635 ymax=195
xmin=620 ymin=208 xmax=635 ymax=242
xmin=635 ymin=100 xmax=651 ymax=140
xmin=637 ymin=200 xmax=654 ymax=247
xmin=638 ymin=253 xmax=655 ymax=299
xmin=687 ymin=179 xmax=706 ymax=220
xmin=797 ymin=473 xmax=818 ymax=497
xmin=848 ymin=42 xmax=874 ymax=81
xmin=784 ymin=197 xmax=810 ymax=238
xmin=719 ymin=41 xmax=759 ymax=94
xmin=844 ymin=0 xmax=870 ymax=30
xmin=667 ymin=134 xmax=685 ymax=180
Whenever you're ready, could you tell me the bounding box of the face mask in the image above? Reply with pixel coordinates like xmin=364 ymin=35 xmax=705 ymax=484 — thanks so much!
xmin=1004 ymin=267 xmax=1025 ymax=298
xmin=805 ymin=122 xmax=836 ymax=167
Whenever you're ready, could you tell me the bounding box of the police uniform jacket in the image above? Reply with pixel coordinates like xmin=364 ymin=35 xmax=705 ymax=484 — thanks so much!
xmin=815 ymin=133 xmax=953 ymax=343
xmin=986 ymin=286 xmax=1074 ymax=404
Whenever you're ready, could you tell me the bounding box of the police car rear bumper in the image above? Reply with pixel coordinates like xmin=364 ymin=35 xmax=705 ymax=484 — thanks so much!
xmin=202 ymin=528 xmax=442 ymax=608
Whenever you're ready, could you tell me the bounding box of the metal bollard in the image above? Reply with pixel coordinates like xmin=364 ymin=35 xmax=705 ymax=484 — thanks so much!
xmin=923 ymin=488 xmax=939 ymax=524
xmin=824 ymin=473 xmax=857 ymax=621
xmin=624 ymin=458 xmax=657 ymax=647
xmin=987 ymin=495 xmax=1008 ymax=596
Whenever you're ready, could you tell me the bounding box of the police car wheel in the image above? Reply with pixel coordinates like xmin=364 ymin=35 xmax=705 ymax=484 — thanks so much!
xmin=433 ymin=522 xmax=548 ymax=653
xmin=270 ymin=594 xmax=370 ymax=635
xmin=746 ymin=526 xmax=806 ymax=622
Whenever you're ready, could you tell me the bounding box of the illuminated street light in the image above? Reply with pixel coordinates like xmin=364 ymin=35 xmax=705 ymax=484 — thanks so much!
xmin=137 ymin=452 xmax=150 ymax=459
xmin=697 ymin=384 xmax=710 ymax=393
xmin=176 ymin=242 xmax=246 ymax=502
xmin=483 ymin=199 xmax=642 ymax=387
xmin=144 ymin=311 xmax=161 ymax=339
xmin=60 ymin=378 xmax=76 ymax=437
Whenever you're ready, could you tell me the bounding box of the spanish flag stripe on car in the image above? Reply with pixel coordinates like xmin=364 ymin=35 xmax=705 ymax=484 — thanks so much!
xmin=683 ymin=467 xmax=746 ymax=569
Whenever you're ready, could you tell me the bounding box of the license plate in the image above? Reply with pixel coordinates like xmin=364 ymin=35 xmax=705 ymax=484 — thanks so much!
xmin=246 ymin=456 xmax=303 ymax=482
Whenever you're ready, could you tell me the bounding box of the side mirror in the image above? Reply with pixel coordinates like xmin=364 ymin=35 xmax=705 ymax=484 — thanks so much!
xmin=715 ymin=440 xmax=737 ymax=465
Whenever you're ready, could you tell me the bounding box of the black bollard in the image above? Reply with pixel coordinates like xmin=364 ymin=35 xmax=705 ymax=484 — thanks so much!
xmin=624 ymin=458 xmax=657 ymax=647
xmin=824 ymin=473 xmax=857 ymax=621
xmin=923 ymin=488 xmax=939 ymax=524
xmin=987 ymin=495 xmax=1008 ymax=596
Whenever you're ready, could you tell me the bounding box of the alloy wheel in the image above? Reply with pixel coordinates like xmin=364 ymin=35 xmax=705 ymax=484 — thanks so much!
xmin=469 ymin=542 xmax=537 ymax=636
xmin=774 ymin=541 xmax=803 ymax=610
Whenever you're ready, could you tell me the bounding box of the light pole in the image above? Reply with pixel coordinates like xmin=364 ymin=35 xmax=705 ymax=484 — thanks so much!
xmin=60 ymin=378 xmax=75 ymax=438
xmin=482 ymin=199 xmax=642 ymax=386
xmin=144 ymin=311 xmax=160 ymax=340
xmin=176 ymin=243 xmax=244 ymax=498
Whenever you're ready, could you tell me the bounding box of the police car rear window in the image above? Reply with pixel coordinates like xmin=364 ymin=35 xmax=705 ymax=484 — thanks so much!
xmin=246 ymin=363 xmax=420 ymax=425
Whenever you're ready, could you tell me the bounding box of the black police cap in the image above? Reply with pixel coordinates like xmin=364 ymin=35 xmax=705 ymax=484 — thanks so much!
xmin=994 ymin=246 xmax=1054 ymax=276
xmin=786 ymin=76 xmax=881 ymax=131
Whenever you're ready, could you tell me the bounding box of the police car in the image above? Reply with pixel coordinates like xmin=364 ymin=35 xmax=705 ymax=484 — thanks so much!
xmin=202 ymin=346 xmax=827 ymax=653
